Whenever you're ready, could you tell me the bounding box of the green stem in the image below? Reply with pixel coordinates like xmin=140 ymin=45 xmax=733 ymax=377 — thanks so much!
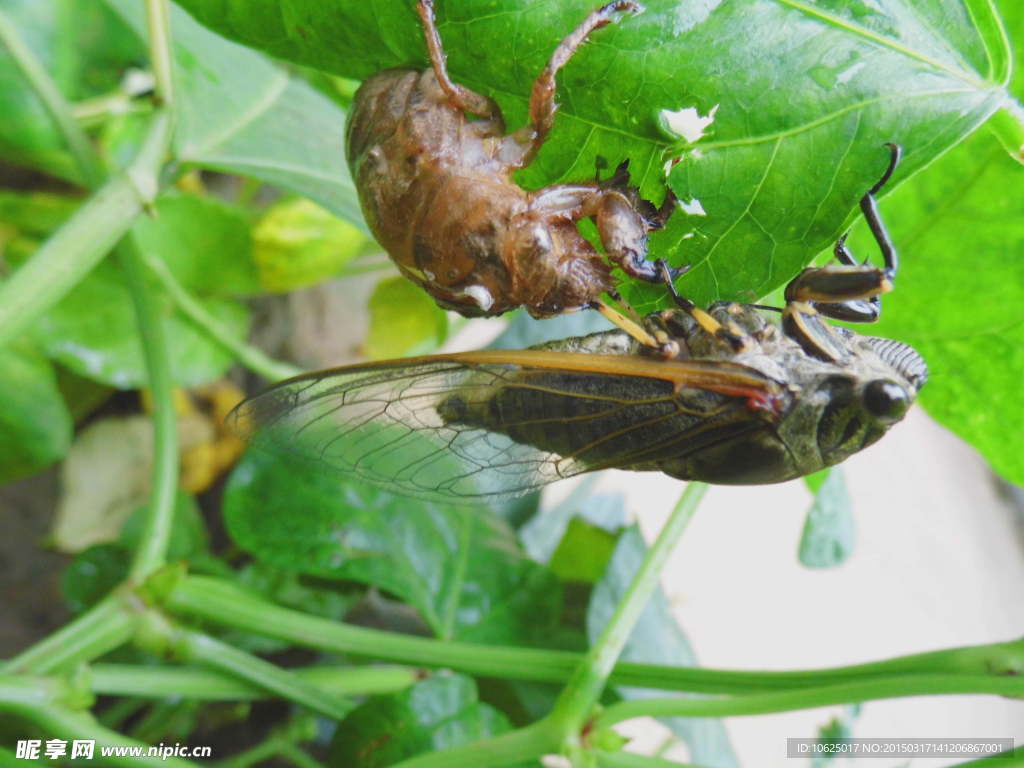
xmin=0 ymin=673 xmax=89 ymax=710
xmin=124 ymin=0 xmax=179 ymax=582
xmin=165 ymin=575 xmax=638 ymax=686
xmin=90 ymin=662 xmax=416 ymax=701
xmin=145 ymin=0 xmax=175 ymax=109
xmin=3 ymin=595 xmax=136 ymax=676
xmin=0 ymin=110 xmax=171 ymax=349
xmin=122 ymin=236 xmax=179 ymax=583
xmin=164 ymin=576 xmax=1024 ymax=694
xmin=0 ymin=10 xmax=104 ymax=186
xmin=594 ymin=673 xmax=1024 ymax=727
xmin=391 ymin=721 xmax=559 ymax=768
xmin=141 ymin=250 xmax=302 ymax=382
xmin=964 ymin=0 xmax=1012 ymax=86
xmin=954 ymin=747 xmax=1024 ymax=767
xmin=3 ymin=702 xmax=201 ymax=768
xmin=275 ymin=743 xmax=323 ymax=768
xmin=548 ymin=483 xmax=708 ymax=740
xmin=174 ymin=630 xmax=353 ymax=720
xmin=988 ymin=100 xmax=1024 ymax=164
xmin=594 ymin=752 xmax=703 ymax=768
xmin=215 ymin=738 xmax=283 ymax=768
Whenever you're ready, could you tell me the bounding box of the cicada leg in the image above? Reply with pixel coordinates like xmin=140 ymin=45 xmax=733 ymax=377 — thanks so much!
xmin=512 ymin=1 xmax=643 ymax=168
xmin=417 ymin=0 xmax=504 ymax=125
xmin=651 ymin=260 xmax=751 ymax=353
xmin=590 ymin=298 xmax=667 ymax=352
xmin=782 ymin=144 xmax=902 ymax=361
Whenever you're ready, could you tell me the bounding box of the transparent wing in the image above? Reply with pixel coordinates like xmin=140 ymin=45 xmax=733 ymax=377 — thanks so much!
xmin=230 ymin=358 xmax=585 ymax=501
xmin=229 ymin=355 xmax=771 ymax=501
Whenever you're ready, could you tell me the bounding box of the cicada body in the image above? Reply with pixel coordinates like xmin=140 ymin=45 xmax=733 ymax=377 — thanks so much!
xmin=230 ymin=302 xmax=926 ymax=501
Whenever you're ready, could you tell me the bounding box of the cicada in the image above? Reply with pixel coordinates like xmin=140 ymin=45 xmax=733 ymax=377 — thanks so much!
xmin=232 ymin=146 xmax=924 ymax=500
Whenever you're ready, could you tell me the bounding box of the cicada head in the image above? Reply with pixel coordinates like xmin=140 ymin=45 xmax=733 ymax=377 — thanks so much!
xmin=639 ymin=303 xmax=927 ymax=483
xmin=773 ymin=329 xmax=927 ymax=476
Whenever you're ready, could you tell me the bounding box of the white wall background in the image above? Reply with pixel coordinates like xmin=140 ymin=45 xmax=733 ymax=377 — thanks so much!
xmin=603 ymin=406 xmax=1024 ymax=766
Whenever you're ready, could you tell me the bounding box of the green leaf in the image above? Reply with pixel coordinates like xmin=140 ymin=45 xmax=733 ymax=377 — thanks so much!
xmin=329 ymin=672 xmax=525 ymax=768
xmin=588 ymin=527 xmax=737 ymax=768
xmin=520 ymin=483 xmax=624 ymax=565
xmin=548 ymin=518 xmax=619 ymax=584
xmin=61 ymin=542 xmax=130 ymax=615
xmin=0 ymin=1 xmax=143 ymax=181
xmin=365 ymin=276 xmax=448 ymax=360
xmin=119 ymin=490 xmax=209 ymax=561
xmin=844 ymin=127 xmax=1024 ymax=484
xmin=0 ymin=190 xmax=80 ymax=236
xmin=102 ymin=0 xmax=363 ymax=228
xmin=172 ymin=0 xmax=1009 ymax=309
xmin=0 ymin=342 xmax=73 ymax=483
xmin=223 ymin=447 xmax=562 ymax=644
xmin=252 ymin=197 xmax=368 ymax=292
xmin=811 ymin=705 xmax=860 ymax=768
xmin=799 ymin=467 xmax=855 ymax=568
xmin=131 ymin=193 xmax=259 ymax=297
xmin=32 ymin=194 xmax=251 ymax=389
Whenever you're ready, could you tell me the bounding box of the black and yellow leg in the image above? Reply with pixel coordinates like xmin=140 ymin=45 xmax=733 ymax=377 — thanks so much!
xmin=657 ymin=260 xmax=749 ymax=352
xmin=591 ymin=298 xmax=664 ymax=351
xmin=784 ymin=143 xmax=902 ymax=324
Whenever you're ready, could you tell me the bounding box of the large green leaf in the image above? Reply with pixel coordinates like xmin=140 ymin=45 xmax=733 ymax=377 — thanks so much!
xmin=0 ymin=342 xmax=72 ymax=483
xmin=329 ymin=673 xmax=526 ymax=768
xmin=799 ymin=468 xmax=855 ymax=568
xmin=0 ymin=0 xmax=143 ymax=182
xmin=223 ymin=447 xmax=562 ymax=644
xmin=32 ymin=193 xmax=251 ymax=389
xmin=131 ymin=194 xmax=260 ymax=296
xmin=365 ymin=276 xmax=448 ymax=360
xmin=843 ymin=126 xmax=1024 ymax=484
xmin=103 ymin=0 xmax=362 ymax=228
xmin=588 ymin=526 xmax=737 ymax=767
xmin=171 ymin=0 xmax=1011 ymax=308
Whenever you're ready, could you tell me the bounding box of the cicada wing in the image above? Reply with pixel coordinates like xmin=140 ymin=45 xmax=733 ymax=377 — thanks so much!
xmin=230 ymin=353 xmax=784 ymax=501
xmin=229 ymin=358 xmax=575 ymax=501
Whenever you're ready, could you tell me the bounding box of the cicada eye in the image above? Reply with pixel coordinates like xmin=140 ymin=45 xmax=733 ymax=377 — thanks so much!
xmin=863 ymin=380 xmax=910 ymax=424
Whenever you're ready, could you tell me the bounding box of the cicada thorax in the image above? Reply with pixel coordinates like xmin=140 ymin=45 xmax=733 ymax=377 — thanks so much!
xmin=438 ymin=367 xmax=713 ymax=472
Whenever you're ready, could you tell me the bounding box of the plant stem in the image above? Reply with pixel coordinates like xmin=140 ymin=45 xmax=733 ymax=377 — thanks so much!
xmin=0 ymin=10 xmax=104 ymax=186
xmin=3 ymin=595 xmax=136 ymax=676
xmin=173 ymin=629 xmax=353 ymax=720
xmin=144 ymin=0 xmax=175 ymax=109
xmin=124 ymin=0 xmax=179 ymax=582
xmin=3 ymin=702 xmax=201 ymax=768
xmin=164 ymin=576 xmax=1024 ymax=694
xmin=121 ymin=236 xmax=179 ymax=583
xmin=547 ymin=482 xmax=707 ymax=742
xmin=964 ymin=0 xmax=1012 ymax=86
xmin=141 ymin=250 xmax=302 ymax=382
xmin=90 ymin=663 xmax=417 ymax=701
xmin=594 ymin=673 xmax=1024 ymax=727
xmin=988 ymin=101 xmax=1024 ymax=164
xmin=275 ymin=742 xmax=324 ymax=768
xmin=0 ymin=110 xmax=171 ymax=349
xmin=391 ymin=721 xmax=559 ymax=768
xmin=0 ymin=674 xmax=87 ymax=710
xmin=594 ymin=751 xmax=703 ymax=768
xmin=953 ymin=746 xmax=1024 ymax=767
